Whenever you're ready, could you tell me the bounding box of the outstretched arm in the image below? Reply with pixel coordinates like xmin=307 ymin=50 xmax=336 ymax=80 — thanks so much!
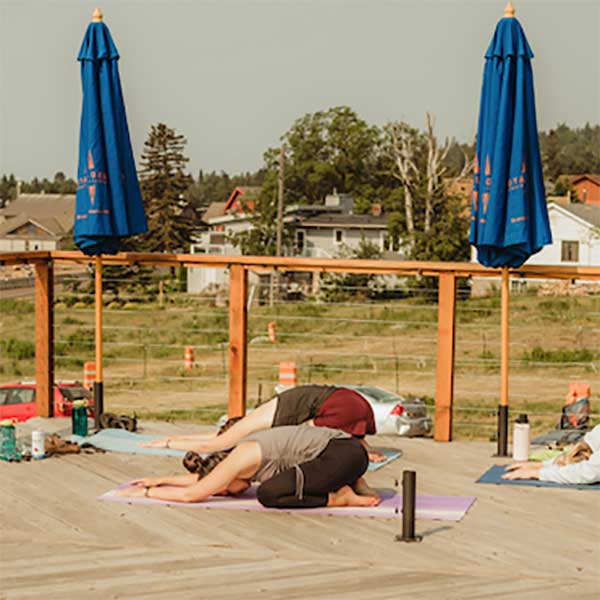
xmin=171 ymin=399 xmax=279 ymax=453
xmin=118 ymin=441 xmax=262 ymax=502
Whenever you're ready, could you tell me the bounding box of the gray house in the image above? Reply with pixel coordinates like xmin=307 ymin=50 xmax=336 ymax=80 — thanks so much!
xmin=188 ymin=191 xmax=397 ymax=293
xmin=0 ymin=194 xmax=75 ymax=251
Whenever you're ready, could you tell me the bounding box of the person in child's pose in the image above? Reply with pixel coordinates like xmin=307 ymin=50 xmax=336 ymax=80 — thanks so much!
xmin=121 ymin=424 xmax=380 ymax=509
xmin=142 ymin=385 xmax=385 ymax=462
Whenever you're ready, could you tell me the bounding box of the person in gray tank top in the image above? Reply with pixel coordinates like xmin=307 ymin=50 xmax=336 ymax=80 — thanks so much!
xmin=119 ymin=424 xmax=379 ymax=509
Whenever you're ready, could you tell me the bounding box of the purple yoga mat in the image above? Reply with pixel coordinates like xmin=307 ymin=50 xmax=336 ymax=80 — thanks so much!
xmin=99 ymin=484 xmax=476 ymax=521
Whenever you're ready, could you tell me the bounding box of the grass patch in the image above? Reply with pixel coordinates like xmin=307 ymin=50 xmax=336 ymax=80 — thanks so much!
xmin=521 ymin=346 xmax=597 ymax=364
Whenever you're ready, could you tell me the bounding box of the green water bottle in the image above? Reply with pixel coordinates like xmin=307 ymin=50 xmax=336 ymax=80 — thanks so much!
xmin=0 ymin=419 xmax=19 ymax=461
xmin=71 ymin=401 xmax=88 ymax=437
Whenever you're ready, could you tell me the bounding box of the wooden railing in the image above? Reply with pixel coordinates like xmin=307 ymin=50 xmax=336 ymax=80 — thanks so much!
xmin=2 ymin=250 xmax=599 ymax=441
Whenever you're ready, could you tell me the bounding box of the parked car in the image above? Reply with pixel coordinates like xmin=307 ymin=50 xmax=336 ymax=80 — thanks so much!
xmin=0 ymin=381 xmax=93 ymax=422
xmin=218 ymin=385 xmax=432 ymax=437
xmin=344 ymin=385 xmax=432 ymax=437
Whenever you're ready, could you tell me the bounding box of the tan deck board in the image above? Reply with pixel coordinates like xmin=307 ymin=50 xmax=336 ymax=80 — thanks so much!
xmin=1 ymin=419 xmax=598 ymax=599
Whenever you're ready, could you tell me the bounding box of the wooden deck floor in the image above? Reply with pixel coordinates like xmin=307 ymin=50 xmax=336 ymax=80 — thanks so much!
xmin=1 ymin=419 xmax=598 ymax=599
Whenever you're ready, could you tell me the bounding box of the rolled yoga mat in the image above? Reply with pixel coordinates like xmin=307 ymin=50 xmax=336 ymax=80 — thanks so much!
xmin=477 ymin=465 xmax=600 ymax=490
xmin=99 ymin=484 xmax=475 ymax=521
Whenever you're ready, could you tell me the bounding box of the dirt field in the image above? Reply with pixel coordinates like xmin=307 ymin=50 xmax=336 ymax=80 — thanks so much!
xmin=2 ymin=277 xmax=599 ymax=439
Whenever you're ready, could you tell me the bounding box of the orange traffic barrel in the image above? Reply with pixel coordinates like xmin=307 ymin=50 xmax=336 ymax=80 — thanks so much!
xmin=268 ymin=322 xmax=276 ymax=343
xmin=83 ymin=362 xmax=96 ymax=390
xmin=279 ymin=361 xmax=297 ymax=388
xmin=184 ymin=346 xmax=195 ymax=370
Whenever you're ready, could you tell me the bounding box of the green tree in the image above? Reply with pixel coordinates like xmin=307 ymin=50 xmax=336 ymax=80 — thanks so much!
xmin=0 ymin=174 xmax=17 ymax=206
xmin=137 ymin=123 xmax=195 ymax=253
xmin=264 ymin=106 xmax=386 ymax=205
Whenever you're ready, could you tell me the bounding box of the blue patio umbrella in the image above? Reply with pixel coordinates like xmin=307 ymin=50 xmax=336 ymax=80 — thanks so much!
xmin=470 ymin=2 xmax=552 ymax=455
xmin=74 ymin=8 xmax=147 ymax=428
xmin=74 ymin=9 xmax=147 ymax=254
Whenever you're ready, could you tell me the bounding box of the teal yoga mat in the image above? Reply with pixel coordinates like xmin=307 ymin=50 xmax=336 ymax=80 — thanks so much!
xmin=71 ymin=429 xmax=187 ymax=457
xmin=72 ymin=429 xmax=402 ymax=470
xmin=477 ymin=465 xmax=600 ymax=490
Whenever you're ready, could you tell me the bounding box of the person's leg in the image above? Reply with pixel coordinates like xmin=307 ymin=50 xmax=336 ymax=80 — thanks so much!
xmin=257 ymin=438 xmax=375 ymax=509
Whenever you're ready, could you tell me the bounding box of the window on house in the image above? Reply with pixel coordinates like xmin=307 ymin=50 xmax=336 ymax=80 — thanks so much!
xmin=582 ymin=188 xmax=588 ymax=202
xmin=561 ymin=241 xmax=579 ymax=262
xmin=295 ymin=230 xmax=305 ymax=252
xmin=209 ymin=233 xmax=226 ymax=245
xmin=334 ymin=229 xmax=344 ymax=244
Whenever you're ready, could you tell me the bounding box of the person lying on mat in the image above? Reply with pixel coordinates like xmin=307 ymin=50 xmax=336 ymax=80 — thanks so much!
xmin=141 ymin=384 xmax=386 ymax=462
xmin=119 ymin=424 xmax=381 ymax=508
xmin=503 ymin=424 xmax=600 ymax=485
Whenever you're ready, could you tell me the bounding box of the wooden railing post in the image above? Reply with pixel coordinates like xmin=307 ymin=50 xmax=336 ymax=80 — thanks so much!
xmin=434 ymin=273 xmax=456 ymax=441
xmin=228 ymin=264 xmax=247 ymax=418
xmin=34 ymin=260 xmax=54 ymax=417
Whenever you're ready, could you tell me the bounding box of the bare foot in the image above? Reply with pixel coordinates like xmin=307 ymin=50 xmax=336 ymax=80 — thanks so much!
xmin=328 ymin=485 xmax=381 ymax=508
xmin=352 ymin=477 xmax=380 ymax=500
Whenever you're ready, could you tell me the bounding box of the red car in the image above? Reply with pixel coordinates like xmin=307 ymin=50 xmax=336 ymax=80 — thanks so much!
xmin=0 ymin=381 xmax=93 ymax=422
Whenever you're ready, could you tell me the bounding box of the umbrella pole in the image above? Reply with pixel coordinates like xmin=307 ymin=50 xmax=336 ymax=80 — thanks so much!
xmin=498 ymin=267 xmax=510 ymax=456
xmin=94 ymin=255 xmax=104 ymax=430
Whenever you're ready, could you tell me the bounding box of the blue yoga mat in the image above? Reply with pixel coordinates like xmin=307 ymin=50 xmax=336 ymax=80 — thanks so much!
xmin=477 ymin=465 xmax=600 ymax=490
xmin=71 ymin=429 xmax=402 ymax=471
xmin=71 ymin=429 xmax=187 ymax=457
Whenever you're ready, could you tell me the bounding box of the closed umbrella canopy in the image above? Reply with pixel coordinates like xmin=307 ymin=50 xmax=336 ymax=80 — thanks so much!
xmin=74 ymin=15 xmax=147 ymax=255
xmin=469 ymin=11 xmax=552 ymax=267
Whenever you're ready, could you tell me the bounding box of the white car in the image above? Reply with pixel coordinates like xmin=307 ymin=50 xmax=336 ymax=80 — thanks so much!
xmin=219 ymin=385 xmax=432 ymax=437
xmin=344 ymin=385 xmax=432 ymax=437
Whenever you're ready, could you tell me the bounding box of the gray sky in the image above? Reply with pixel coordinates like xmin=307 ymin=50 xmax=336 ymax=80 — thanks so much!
xmin=0 ymin=0 xmax=598 ymax=180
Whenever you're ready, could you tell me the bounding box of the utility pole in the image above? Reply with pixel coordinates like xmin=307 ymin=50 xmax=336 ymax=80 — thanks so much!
xmin=271 ymin=143 xmax=285 ymax=305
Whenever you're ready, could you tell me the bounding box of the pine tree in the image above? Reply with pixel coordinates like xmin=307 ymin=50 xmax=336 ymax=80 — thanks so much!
xmin=138 ymin=123 xmax=195 ymax=253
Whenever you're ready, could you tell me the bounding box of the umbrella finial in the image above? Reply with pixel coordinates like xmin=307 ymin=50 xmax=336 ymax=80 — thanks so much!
xmin=92 ymin=7 xmax=103 ymax=22
xmin=504 ymin=2 xmax=515 ymax=17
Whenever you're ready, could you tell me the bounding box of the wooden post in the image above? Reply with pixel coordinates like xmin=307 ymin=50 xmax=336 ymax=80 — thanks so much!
xmin=93 ymin=256 xmax=104 ymax=429
xmin=34 ymin=260 xmax=54 ymax=417
xmin=434 ymin=273 xmax=456 ymax=442
xmin=497 ymin=267 xmax=510 ymax=455
xmin=228 ymin=264 xmax=247 ymax=418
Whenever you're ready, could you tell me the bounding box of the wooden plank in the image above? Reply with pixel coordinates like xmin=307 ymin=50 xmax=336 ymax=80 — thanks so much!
xmin=500 ymin=268 xmax=510 ymax=407
xmin=34 ymin=260 xmax=54 ymax=417
xmin=434 ymin=273 xmax=456 ymax=442
xmin=228 ymin=264 xmax=247 ymax=418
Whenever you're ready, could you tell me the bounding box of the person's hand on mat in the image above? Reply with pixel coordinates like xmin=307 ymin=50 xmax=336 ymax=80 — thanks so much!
xmin=505 ymin=461 xmax=539 ymax=471
xmin=502 ymin=463 xmax=542 ymax=480
xmin=129 ymin=477 xmax=166 ymax=487
xmin=368 ymin=451 xmax=387 ymax=463
xmin=116 ymin=486 xmax=148 ymax=498
xmin=140 ymin=437 xmax=171 ymax=448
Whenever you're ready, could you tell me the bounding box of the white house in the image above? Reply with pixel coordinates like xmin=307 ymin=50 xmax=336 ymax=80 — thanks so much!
xmin=471 ymin=202 xmax=600 ymax=295
xmin=188 ymin=191 xmax=393 ymax=293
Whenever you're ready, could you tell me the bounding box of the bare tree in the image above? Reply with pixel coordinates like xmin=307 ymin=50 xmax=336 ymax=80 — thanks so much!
xmin=425 ymin=112 xmax=450 ymax=233
xmin=386 ymin=114 xmax=474 ymax=237
xmin=385 ymin=122 xmax=418 ymax=234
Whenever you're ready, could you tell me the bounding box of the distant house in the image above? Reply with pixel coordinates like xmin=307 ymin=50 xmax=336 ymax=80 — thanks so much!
xmin=570 ymin=174 xmax=600 ymax=206
xmin=0 ymin=193 xmax=75 ymax=251
xmin=188 ymin=190 xmax=395 ymax=293
xmin=471 ymin=202 xmax=600 ymax=295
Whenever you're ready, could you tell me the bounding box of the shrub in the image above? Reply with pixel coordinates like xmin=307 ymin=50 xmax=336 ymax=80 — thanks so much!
xmin=0 ymin=338 xmax=35 ymax=360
